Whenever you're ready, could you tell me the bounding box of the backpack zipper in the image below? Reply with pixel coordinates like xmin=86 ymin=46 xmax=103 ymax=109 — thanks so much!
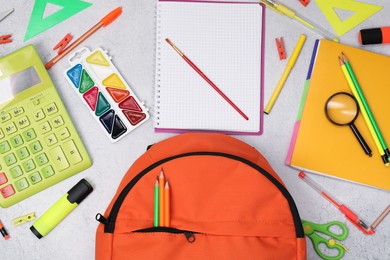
xmin=98 ymin=152 xmax=304 ymax=238
xmin=133 ymin=226 xmax=197 ymax=243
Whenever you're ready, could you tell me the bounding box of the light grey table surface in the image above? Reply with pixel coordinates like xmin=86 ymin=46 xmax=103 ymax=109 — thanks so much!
xmin=1 ymin=0 xmax=390 ymax=259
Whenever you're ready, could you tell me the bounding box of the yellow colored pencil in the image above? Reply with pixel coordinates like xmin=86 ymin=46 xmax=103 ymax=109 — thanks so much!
xmin=265 ymin=34 xmax=306 ymax=114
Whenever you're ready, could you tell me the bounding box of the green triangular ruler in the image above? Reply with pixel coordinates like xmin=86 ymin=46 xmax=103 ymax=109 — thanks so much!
xmin=24 ymin=0 xmax=92 ymax=41
xmin=314 ymin=0 xmax=383 ymax=36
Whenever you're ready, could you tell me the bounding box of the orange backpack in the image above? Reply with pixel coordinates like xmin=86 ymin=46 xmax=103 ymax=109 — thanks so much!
xmin=95 ymin=133 xmax=306 ymax=259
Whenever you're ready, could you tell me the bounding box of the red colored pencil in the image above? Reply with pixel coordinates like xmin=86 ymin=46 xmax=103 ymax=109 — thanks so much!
xmin=165 ymin=38 xmax=249 ymax=121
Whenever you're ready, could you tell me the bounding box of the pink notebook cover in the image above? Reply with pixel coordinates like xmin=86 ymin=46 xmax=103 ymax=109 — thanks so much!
xmin=155 ymin=0 xmax=265 ymax=135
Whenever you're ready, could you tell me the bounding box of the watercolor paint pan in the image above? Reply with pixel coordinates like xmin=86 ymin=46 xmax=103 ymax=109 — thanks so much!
xmin=65 ymin=47 xmax=149 ymax=142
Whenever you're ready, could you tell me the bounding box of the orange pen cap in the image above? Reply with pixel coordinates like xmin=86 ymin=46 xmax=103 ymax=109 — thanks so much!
xmin=101 ymin=7 xmax=122 ymax=27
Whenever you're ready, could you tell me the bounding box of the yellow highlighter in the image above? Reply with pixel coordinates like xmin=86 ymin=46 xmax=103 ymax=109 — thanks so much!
xmin=260 ymin=0 xmax=338 ymax=42
xmin=265 ymin=34 xmax=306 ymax=114
xmin=30 ymin=179 xmax=93 ymax=238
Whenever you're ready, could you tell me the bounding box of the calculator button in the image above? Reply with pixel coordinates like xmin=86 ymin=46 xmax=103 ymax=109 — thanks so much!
xmin=44 ymin=103 xmax=58 ymax=115
xmin=39 ymin=121 xmax=52 ymax=134
xmin=28 ymin=172 xmax=42 ymax=185
xmin=4 ymin=153 xmax=17 ymax=166
xmin=22 ymin=159 xmax=36 ymax=172
xmin=44 ymin=133 xmax=58 ymax=147
xmin=17 ymin=116 xmax=30 ymax=129
xmin=0 ymin=141 xmax=11 ymax=154
xmin=35 ymin=153 xmax=48 ymax=166
xmin=33 ymin=109 xmax=46 ymax=122
xmin=63 ymin=140 xmax=82 ymax=165
xmin=0 ymin=113 xmax=11 ymax=123
xmin=29 ymin=141 xmax=43 ymax=154
xmin=41 ymin=165 xmax=55 ymax=178
xmin=16 ymin=147 xmax=30 ymax=160
xmin=0 ymin=173 xmax=7 ymax=185
xmin=58 ymin=127 xmax=70 ymax=140
xmin=10 ymin=166 xmax=23 ymax=178
xmin=51 ymin=115 xmax=64 ymax=128
xmin=0 ymin=128 xmax=4 ymax=140
xmin=23 ymin=128 xmax=37 ymax=142
xmin=15 ymin=178 xmax=29 ymax=191
xmin=49 ymin=146 xmax=70 ymax=171
xmin=4 ymin=122 xmax=17 ymax=135
xmin=0 ymin=184 xmax=15 ymax=198
xmin=10 ymin=134 xmax=24 ymax=148
xmin=12 ymin=107 xmax=24 ymax=117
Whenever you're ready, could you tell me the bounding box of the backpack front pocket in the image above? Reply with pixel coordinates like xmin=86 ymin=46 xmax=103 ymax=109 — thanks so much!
xmin=113 ymin=226 xmax=301 ymax=259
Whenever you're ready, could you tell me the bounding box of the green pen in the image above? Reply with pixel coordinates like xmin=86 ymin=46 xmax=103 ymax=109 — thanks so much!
xmin=342 ymin=53 xmax=390 ymax=160
xmin=154 ymin=177 xmax=159 ymax=227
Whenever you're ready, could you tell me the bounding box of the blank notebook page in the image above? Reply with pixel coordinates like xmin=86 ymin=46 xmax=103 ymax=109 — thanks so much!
xmin=155 ymin=1 xmax=263 ymax=133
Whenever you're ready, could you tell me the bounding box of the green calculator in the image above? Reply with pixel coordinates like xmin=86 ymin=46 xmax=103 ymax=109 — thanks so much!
xmin=0 ymin=45 xmax=92 ymax=208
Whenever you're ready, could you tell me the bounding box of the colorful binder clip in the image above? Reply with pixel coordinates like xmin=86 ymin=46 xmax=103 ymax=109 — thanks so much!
xmin=53 ymin=33 xmax=73 ymax=54
xmin=275 ymin=37 xmax=286 ymax=60
xmin=299 ymin=0 xmax=310 ymax=7
xmin=12 ymin=212 xmax=36 ymax=227
xmin=0 ymin=34 xmax=12 ymax=44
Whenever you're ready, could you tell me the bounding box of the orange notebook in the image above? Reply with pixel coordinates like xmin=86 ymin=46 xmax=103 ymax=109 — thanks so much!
xmin=287 ymin=39 xmax=390 ymax=190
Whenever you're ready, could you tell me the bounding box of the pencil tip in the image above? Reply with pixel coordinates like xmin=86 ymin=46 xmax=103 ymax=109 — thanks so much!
xmin=338 ymin=56 xmax=344 ymax=65
xmin=160 ymin=168 xmax=165 ymax=178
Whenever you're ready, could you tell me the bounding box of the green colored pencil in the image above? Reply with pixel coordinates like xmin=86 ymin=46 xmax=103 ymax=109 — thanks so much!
xmin=342 ymin=53 xmax=390 ymax=160
xmin=154 ymin=177 xmax=159 ymax=227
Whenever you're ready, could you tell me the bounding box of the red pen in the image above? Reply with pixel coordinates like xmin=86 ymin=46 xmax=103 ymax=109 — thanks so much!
xmin=165 ymin=38 xmax=249 ymax=121
xmin=298 ymin=172 xmax=374 ymax=235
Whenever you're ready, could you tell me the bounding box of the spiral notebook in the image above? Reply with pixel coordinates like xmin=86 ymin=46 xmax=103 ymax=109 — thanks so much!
xmin=154 ymin=0 xmax=265 ymax=134
xmin=287 ymin=39 xmax=390 ymax=190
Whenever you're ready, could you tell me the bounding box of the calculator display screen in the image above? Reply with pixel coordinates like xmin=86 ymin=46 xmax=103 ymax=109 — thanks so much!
xmin=0 ymin=66 xmax=41 ymax=105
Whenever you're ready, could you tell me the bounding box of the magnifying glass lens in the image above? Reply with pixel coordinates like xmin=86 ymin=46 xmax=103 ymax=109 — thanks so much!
xmin=326 ymin=93 xmax=358 ymax=125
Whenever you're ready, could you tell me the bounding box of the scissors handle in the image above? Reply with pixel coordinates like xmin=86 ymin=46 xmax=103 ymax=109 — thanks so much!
xmin=309 ymin=234 xmax=346 ymax=260
xmin=304 ymin=220 xmax=348 ymax=240
xmin=302 ymin=220 xmax=349 ymax=260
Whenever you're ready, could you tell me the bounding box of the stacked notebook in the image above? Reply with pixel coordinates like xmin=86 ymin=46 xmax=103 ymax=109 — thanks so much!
xmin=287 ymin=39 xmax=390 ymax=190
xmin=154 ymin=0 xmax=265 ymax=134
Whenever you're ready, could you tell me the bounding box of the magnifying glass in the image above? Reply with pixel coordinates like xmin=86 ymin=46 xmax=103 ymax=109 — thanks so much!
xmin=325 ymin=92 xmax=372 ymax=157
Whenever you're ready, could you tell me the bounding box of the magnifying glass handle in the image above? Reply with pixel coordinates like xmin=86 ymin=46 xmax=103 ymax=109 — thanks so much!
xmin=350 ymin=124 xmax=372 ymax=157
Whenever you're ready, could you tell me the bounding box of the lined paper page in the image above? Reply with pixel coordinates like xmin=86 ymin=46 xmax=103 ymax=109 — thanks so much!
xmin=155 ymin=1 xmax=263 ymax=132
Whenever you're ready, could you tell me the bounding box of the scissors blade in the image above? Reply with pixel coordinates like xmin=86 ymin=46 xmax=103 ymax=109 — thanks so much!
xmin=0 ymin=8 xmax=14 ymax=22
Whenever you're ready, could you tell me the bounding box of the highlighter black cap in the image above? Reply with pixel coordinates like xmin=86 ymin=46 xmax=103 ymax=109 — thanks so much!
xmin=30 ymin=225 xmax=43 ymax=239
xmin=67 ymin=179 xmax=93 ymax=204
xmin=359 ymin=28 xmax=382 ymax=45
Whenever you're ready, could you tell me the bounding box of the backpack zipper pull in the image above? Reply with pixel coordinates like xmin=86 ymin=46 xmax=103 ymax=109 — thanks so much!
xmin=95 ymin=213 xmax=108 ymax=225
xmin=184 ymin=231 xmax=196 ymax=243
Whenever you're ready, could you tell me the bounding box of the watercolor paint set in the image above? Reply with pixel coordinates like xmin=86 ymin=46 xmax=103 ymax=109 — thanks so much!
xmin=65 ymin=47 xmax=149 ymax=142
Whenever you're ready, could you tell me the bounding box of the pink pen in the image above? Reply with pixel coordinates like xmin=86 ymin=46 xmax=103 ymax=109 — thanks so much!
xmin=298 ymin=172 xmax=374 ymax=235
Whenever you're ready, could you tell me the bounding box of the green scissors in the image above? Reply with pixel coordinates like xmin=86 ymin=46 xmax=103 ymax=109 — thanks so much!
xmin=302 ymin=219 xmax=349 ymax=260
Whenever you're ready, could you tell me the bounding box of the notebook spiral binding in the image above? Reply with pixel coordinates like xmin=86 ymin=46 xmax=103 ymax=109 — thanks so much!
xmin=154 ymin=3 xmax=162 ymax=126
